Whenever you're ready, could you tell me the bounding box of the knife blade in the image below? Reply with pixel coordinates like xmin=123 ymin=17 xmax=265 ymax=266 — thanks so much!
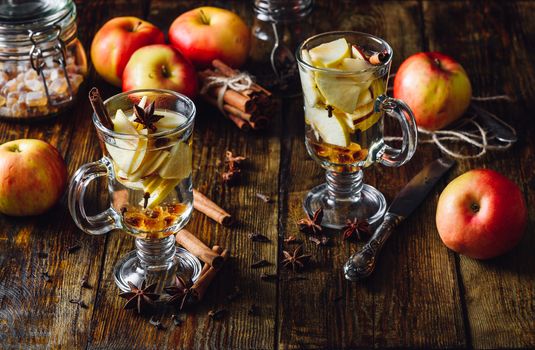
xmin=343 ymin=157 xmax=456 ymax=281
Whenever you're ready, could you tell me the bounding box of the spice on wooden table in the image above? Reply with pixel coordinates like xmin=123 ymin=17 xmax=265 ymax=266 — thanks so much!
xmin=208 ymin=308 xmax=228 ymax=320
xmin=176 ymin=229 xmax=224 ymax=269
xmin=149 ymin=316 xmax=166 ymax=330
xmin=342 ymin=218 xmax=371 ymax=241
xmin=199 ymin=59 xmax=273 ymax=131
xmin=69 ymin=298 xmax=87 ymax=308
xmin=297 ymin=208 xmax=323 ymax=234
xmin=248 ymin=232 xmax=271 ymax=243
xmin=284 ymin=235 xmax=302 ymax=244
xmin=250 ymin=259 xmax=271 ymax=268
xmin=171 ymin=314 xmax=183 ymax=326
xmin=66 ymin=243 xmax=81 ymax=254
xmin=190 ymin=246 xmax=229 ymax=302
xmin=193 ymin=189 xmax=233 ymax=226
xmin=255 ymin=192 xmax=272 ymax=203
xmin=282 ymin=245 xmax=312 ymax=273
xmin=222 ymin=150 xmax=246 ymax=185
xmin=309 ymin=235 xmax=330 ymax=246
xmin=164 ymin=275 xmax=194 ymax=310
xmin=118 ymin=281 xmax=159 ymax=315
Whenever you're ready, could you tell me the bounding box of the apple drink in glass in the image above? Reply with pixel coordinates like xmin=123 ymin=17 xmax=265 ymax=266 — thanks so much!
xmin=68 ymin=89 xmax=202 ymax=292
xmin=297 ymin=31 xmax=418 ymax=228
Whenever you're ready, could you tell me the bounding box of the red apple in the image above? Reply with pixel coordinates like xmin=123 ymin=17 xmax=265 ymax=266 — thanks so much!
xmin=436 ymin=169 xmax=527 ymax=259
xmin=168 ymin=6 xmax=250 ymax=68
xmin=0 ymin=139 xmax=67 ymax=216
xmin=91 ymin=17 xmax=165 ymax=87
xmin=393 ymin=52 xmax=472 ymax=131
xmin=122 ymin=44 xmax=198 ymax=98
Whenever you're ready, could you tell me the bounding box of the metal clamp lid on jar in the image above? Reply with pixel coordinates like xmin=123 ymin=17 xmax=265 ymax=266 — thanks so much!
xmin=0 ymin=1 xmax=78 ymax=107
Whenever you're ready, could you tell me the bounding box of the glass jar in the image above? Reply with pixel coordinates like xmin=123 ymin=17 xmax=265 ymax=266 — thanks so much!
xmin=0 ymin=0 xmax=87 ymax=120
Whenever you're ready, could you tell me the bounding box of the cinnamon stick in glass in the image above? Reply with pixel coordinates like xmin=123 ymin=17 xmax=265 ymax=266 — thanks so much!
xmin=88 ymin=87 xmax=113 ymax=130
xmin=176 ymin=229 xmax=224 ymax=270
xmin=191 ymin=247 xmax=229 ymax=302
xmin=193 ymin=189 xmax=233 ymax=226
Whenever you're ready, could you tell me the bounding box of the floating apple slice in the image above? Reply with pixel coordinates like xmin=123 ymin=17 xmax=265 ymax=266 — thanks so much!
xmin=309 ymin=38 xmax=350 ymax=68
xmin=128 ymin=150 xmax=170 ymax=181
xmin=106 ymin=109 xmax=148 ymax=175
xmin=351 ymin=45 xmax=367 ymax=60
xmin=141 ymin=178 xmax=181 ymax=209
xmin=154 ymin=110 xmax=188 ymax=130
xmin=299 ymin=49 xmax=324 ymax=106
xmin=315 ymin=72 xmax=362 ymax=113
xmin=142 ymin=175 xmax=163 ymax=194
xmin=356 ymin=88 xmax=373 ymax=107
xmin=305 ymin=105 xmax=350 ymax=147
xmin=159 ymin=141 xmax=192 ymax=179
xmin=340 ymin=57 xmax=372 ymax=71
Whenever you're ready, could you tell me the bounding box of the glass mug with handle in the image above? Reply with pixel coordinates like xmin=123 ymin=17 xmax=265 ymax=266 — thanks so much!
xmin=296 ymin=31 xmax=418 ymax=228
xmin=68 ymin=89 xmax=202 ymax=292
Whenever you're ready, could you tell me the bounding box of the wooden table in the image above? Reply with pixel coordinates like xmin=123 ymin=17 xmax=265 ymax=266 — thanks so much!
xmin=1 ymin=1 xmax=534 ymax=349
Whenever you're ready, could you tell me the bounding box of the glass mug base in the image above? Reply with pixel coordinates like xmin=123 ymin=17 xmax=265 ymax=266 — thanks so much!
xmin=303 ymin=181 xmax=386 ymax=229
xmin=113 ymin=244 xmax=202 ymax=293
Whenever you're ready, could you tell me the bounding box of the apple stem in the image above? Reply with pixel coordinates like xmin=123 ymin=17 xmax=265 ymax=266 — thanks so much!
xmin=470 ymin=202 xmax=480 ymax=213
xmin=199 ymin=9 xmax=210 ymax=25
xmin=133 ymin=21 xmax=142 ymax=32
xmin=433 ymin=58 xmax=442 ymax=69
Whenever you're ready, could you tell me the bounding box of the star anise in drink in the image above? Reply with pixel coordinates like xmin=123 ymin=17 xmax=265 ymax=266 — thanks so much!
xmin=133 ymin=101 xmax=163 ymax=132
xmin=164 ymin=275 xmax=196 ymax=310
xmin=342 ymin=218 xmax=371 ymax=241
xmin=297 ymin=208 xmax=323 ymax=234
xmin=119 ymin=281 xmax=160 ymax=314
xmin=282 ymin=245 xmax=312 ymax=273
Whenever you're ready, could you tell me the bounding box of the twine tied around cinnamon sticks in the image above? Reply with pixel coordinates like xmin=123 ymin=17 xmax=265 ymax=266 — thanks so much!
xmin=200 ymin=60 xmax=274 ymax=131
xmin=200 ymin=72 xmax=254 ymax=114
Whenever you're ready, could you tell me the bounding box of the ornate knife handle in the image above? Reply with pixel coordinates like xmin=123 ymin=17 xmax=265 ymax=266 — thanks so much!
xmin=343 ymin=213 xmax=403 ymax=281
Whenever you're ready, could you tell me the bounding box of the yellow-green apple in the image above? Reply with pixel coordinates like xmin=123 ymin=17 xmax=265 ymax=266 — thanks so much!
xmin=91 ymin=17 xmax=165 ymax=87
xmin=122 ymin=44 xmax=198 ymax=98
xmin=393 ymin=52 xmax=472 ymax=131
xmin=0 ymin=139 xmax=67 ymax=216
xmin=168 ymin=6 xmax=250 ymax=68
xmin=436 ymin=169 xmax=527 ymax=259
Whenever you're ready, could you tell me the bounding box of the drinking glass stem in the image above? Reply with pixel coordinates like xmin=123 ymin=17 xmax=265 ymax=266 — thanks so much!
xmin=326 ymin=170 xmax=363 ymax=201
xmin=135 ymin=235 xmax=176 ymax=271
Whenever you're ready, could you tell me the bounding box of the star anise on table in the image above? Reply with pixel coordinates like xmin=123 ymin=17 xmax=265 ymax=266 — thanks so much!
xmin=282 ymin=245 xmax=312 ymax=273
xmin=164 ymin=275 xmax=196 ymax=310
xmin=119 ymin=281 xmax=160 ymax=314
xmin=342 ymin=218 xmax=371 ymax=241
xmin=297 ymin=208 xmax=323 ymax=234
xmin=133 ymin=101 xmax=163 ymax=132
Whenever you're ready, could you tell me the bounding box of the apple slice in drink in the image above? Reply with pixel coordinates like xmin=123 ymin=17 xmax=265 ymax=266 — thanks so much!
xmin=154 ymin=110 xmax=188 ymax=130
xmin=315 ymin=72 xmax=362 ymax=113
xmin=159 ymin=141 xmax=192 ymax=179
xmin=141 ymin=178 xmax=181 ymax=209
xmin=106 ymin=109 xmax=147 ymax=175
xmin=299 ymin=49 xmax=324 ymax=107
xmin=128 ymin=149 xmax=170 ymax=181
xmin=305 ymin=105 xmax=349 ymax=147
xmin=308 ymin=38 xmax=350 ymax=68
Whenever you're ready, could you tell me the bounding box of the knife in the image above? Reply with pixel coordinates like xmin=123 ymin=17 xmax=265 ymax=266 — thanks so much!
xmin=343 ymin=157 xmax=456 ymax=281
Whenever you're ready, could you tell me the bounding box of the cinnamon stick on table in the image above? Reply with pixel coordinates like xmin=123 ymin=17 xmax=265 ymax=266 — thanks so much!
xmin=193 ymin=189 xmax=233 ymax=226
xmin=191 ymin=245 xmax=230 ymax=302
xmin=176 ymin=229 xmax=224 ymax=270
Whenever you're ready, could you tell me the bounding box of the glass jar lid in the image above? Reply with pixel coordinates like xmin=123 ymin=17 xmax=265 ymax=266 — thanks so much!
xmin=0 ymin=0 xmax=71 ymax=25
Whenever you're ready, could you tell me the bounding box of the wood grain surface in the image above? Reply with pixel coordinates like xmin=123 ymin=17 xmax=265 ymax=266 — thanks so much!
xmin=0 ymin=1 xmax=533 ymax=349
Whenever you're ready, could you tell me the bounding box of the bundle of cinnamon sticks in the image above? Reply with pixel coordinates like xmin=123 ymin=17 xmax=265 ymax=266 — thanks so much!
xmin=200 ymin=59 xmax=274 ymax=131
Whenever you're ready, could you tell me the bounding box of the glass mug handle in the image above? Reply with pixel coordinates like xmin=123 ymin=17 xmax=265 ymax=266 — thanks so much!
xmin=68 ymin=157 xmax=120 ymax=235
xmin=374 ymin=95 xmax=418 ymax=167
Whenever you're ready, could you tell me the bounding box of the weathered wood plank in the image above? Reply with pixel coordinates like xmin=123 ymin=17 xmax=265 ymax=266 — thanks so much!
xmin=423 ymin=1 xmax=535 ymax=348
xmin=277 ymin=1 xmax=466 ymax=348
xmin=86 ymin=1 xmax=281 ymax=349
